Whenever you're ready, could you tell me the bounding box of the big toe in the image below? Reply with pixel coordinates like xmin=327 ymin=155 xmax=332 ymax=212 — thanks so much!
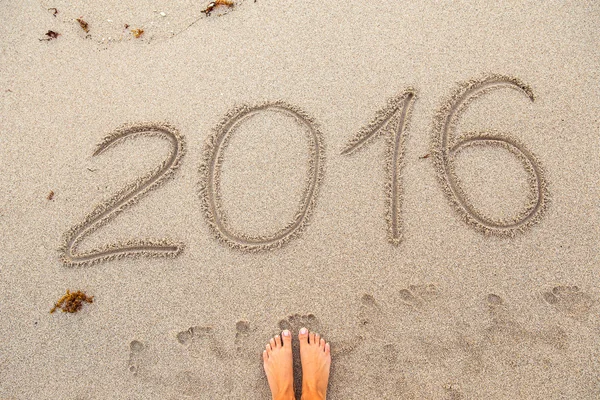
xmin=282 ymin=330 xmax=292 ymax=347
xmin=298 ymin=327 xmax=309 ymax=345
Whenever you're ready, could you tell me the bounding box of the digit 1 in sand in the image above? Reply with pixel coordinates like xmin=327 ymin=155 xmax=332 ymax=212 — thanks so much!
xmin=341 ymin=89 xmax=416 ymax=245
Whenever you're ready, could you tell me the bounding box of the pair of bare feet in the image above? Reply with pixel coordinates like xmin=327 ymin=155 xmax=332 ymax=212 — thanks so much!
xmin=263 ymin=327 xmax=331 ymax=400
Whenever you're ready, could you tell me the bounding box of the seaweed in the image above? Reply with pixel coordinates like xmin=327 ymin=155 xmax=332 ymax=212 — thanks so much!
xmin=50 ymin=290 xmax=94 ymax=313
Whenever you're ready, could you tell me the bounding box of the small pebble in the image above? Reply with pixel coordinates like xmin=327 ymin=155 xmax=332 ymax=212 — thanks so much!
xmin=107 ymin=19 xmax=113 ymax=22
xmin=160 ymin=12 xmax=166 ymax=17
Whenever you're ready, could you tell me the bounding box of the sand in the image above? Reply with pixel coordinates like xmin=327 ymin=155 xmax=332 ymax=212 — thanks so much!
xmin=1 ymin=1 xmax=599 ymax=399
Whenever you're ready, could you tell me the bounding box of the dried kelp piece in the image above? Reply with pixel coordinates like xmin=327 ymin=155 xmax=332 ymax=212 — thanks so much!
xmin=60 ymin=122 xmax=186 ymax=266
xmin=202 ymin=0 xmax=235 ymax=16
xmin=131 ymin=28 xmax=144 ymax=38
xmin=199 ymin=101 xmax=325 ymax=252
xmin=431 ymin=74 xmax=549 ymax=236
xmin=341 ymin=89 xmax=416 ymax=245
xmin=76 ymin=17 xmax=89 ymax=33
xmin=41 ymin=30 xmax=60 ymax=41
xmin=47 ymin=190 xmax=55 ymax=200
xmin=50 ymin=290 xmax=94 ymax=313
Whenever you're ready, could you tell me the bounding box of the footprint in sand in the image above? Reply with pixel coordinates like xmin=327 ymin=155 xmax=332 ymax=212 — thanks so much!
xmin=170 ymin=369 xmax=234 ymax=398
xmin=353 ymin=341 xmax=416 ymax=398
xmin=352 ymin=294 xmax=389 ymax=351
xmin=127 ymin=340 xmax=146 ymax=376
xmin=382 ymin=343 xmax=400 ymax=365
xmin=278 ymin=313 xmax=320 ymax=334
xmin=234 ymin=320 xmax=250 ymax=344
xmin=176 ymin=325 xmax=227 ymax=359
xmin=542 ymin=285 xmax=595 ymax=320
xmin=398 ymin=283 xmax=440 ymax=310
xmin=358 ymin=293 xmax=382 ymax=328
xmin=417 ymin=293 xmax=568 ymax=378
xmin=443 ymin=383 xmax=465 ymax=400
xmin=127 ymin=338 xmax=182 ymax=390
xmin=234 ymin=320 xmax=257 ymax=359
xmin=171 ymin=325 xmax=237 ymax=397
xmin=484 ymin=293 xmax=568 ymax=360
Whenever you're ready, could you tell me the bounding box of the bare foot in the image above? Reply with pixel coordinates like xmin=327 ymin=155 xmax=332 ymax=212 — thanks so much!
xmin=299 ymin=327 xmax=331 ymax=400
xmin=263 ymin=330 xmax=295 ymax=400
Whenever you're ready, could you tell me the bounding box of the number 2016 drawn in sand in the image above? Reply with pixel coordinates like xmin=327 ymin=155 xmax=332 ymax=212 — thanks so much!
xmin=60 ymin=123 xmax=185 ymax=266
xmin=342 ymin=90 xmax=416 ymax=245
xmin=432 ymin=75 xmax=549 ymax=235
xmin=59 ymin=74 xmax=550 ymax=265
xmin=199 ymin=102 xmax=325 ymax=251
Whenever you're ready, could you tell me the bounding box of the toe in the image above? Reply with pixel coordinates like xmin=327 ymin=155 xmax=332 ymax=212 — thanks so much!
xmin=320 ymin=338 xmax=325 ymax=350
xmin=269 ymin=338 xmax=276 ymax=350
xmin=282 ymin=330 xmax=292 ymax=346
xmin=298 ymin=327 xmax=309 ymax=345
xmin=274 ymin=334 xmax=282 ymax=348
xmin=266 ymin=343 xmax=272 ymax=354
xmin=262 ymin=349 xmax=268 ymax=362
xmin=309 ymin=331 xmax=316 ymax=345
xmin=315 ymin=333 xmax=321 ymax=345
xmin=325 ymin=342 xmax=331 ymax=356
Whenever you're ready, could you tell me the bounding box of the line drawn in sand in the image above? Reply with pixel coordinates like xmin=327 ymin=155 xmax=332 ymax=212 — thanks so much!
xmin=199 ymin=102 xmax=325 ymax=252
xmin=342 ymin=90 xmax=416 ymax=245
xmin=60 ymin=123 xmax=185 ymax=266
xmin=431 ymin=74 xmax=549 ymax=236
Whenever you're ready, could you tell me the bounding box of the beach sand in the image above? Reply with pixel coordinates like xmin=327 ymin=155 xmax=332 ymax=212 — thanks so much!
xmin=1 ymin=1 xmax=599 ymax=398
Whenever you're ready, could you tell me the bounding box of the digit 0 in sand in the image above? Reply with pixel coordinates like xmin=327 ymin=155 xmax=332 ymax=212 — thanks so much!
xmin=199 ymin=101 xmax=325 ymax=252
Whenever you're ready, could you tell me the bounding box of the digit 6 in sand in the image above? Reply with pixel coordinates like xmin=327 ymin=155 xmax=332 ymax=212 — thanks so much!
xmin=432 ymin=74 xmax=549 ymax=236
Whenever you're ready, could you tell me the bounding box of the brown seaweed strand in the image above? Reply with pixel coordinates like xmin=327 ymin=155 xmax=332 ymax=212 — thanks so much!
xmin=342 ymin=89 xmax=416 ymax=245
xmin=199 ymin=101 xmax=325 ymax=251
xmin=431 ymin=74 xmax=549 ymax=236
xmin=60 ymin=122 xmax=186 ymax=266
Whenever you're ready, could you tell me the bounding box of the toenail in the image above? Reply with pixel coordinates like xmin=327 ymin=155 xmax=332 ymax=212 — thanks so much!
xmin=300 ymin=328 xmax=307 ymax=334
xmin=282 ymin=330 xmax=290 ymax=337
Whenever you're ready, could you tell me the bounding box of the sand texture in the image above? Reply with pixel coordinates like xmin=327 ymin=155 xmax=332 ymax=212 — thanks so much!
xmin=1 ymin=1 xmax=599 ymax=399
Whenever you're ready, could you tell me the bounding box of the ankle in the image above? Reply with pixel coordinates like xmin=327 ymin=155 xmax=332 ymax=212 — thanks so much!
xmin=301 ymin=391 xmax=325 ymax=400
xmin=273 ymin=388 xmax=295 ymax=400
